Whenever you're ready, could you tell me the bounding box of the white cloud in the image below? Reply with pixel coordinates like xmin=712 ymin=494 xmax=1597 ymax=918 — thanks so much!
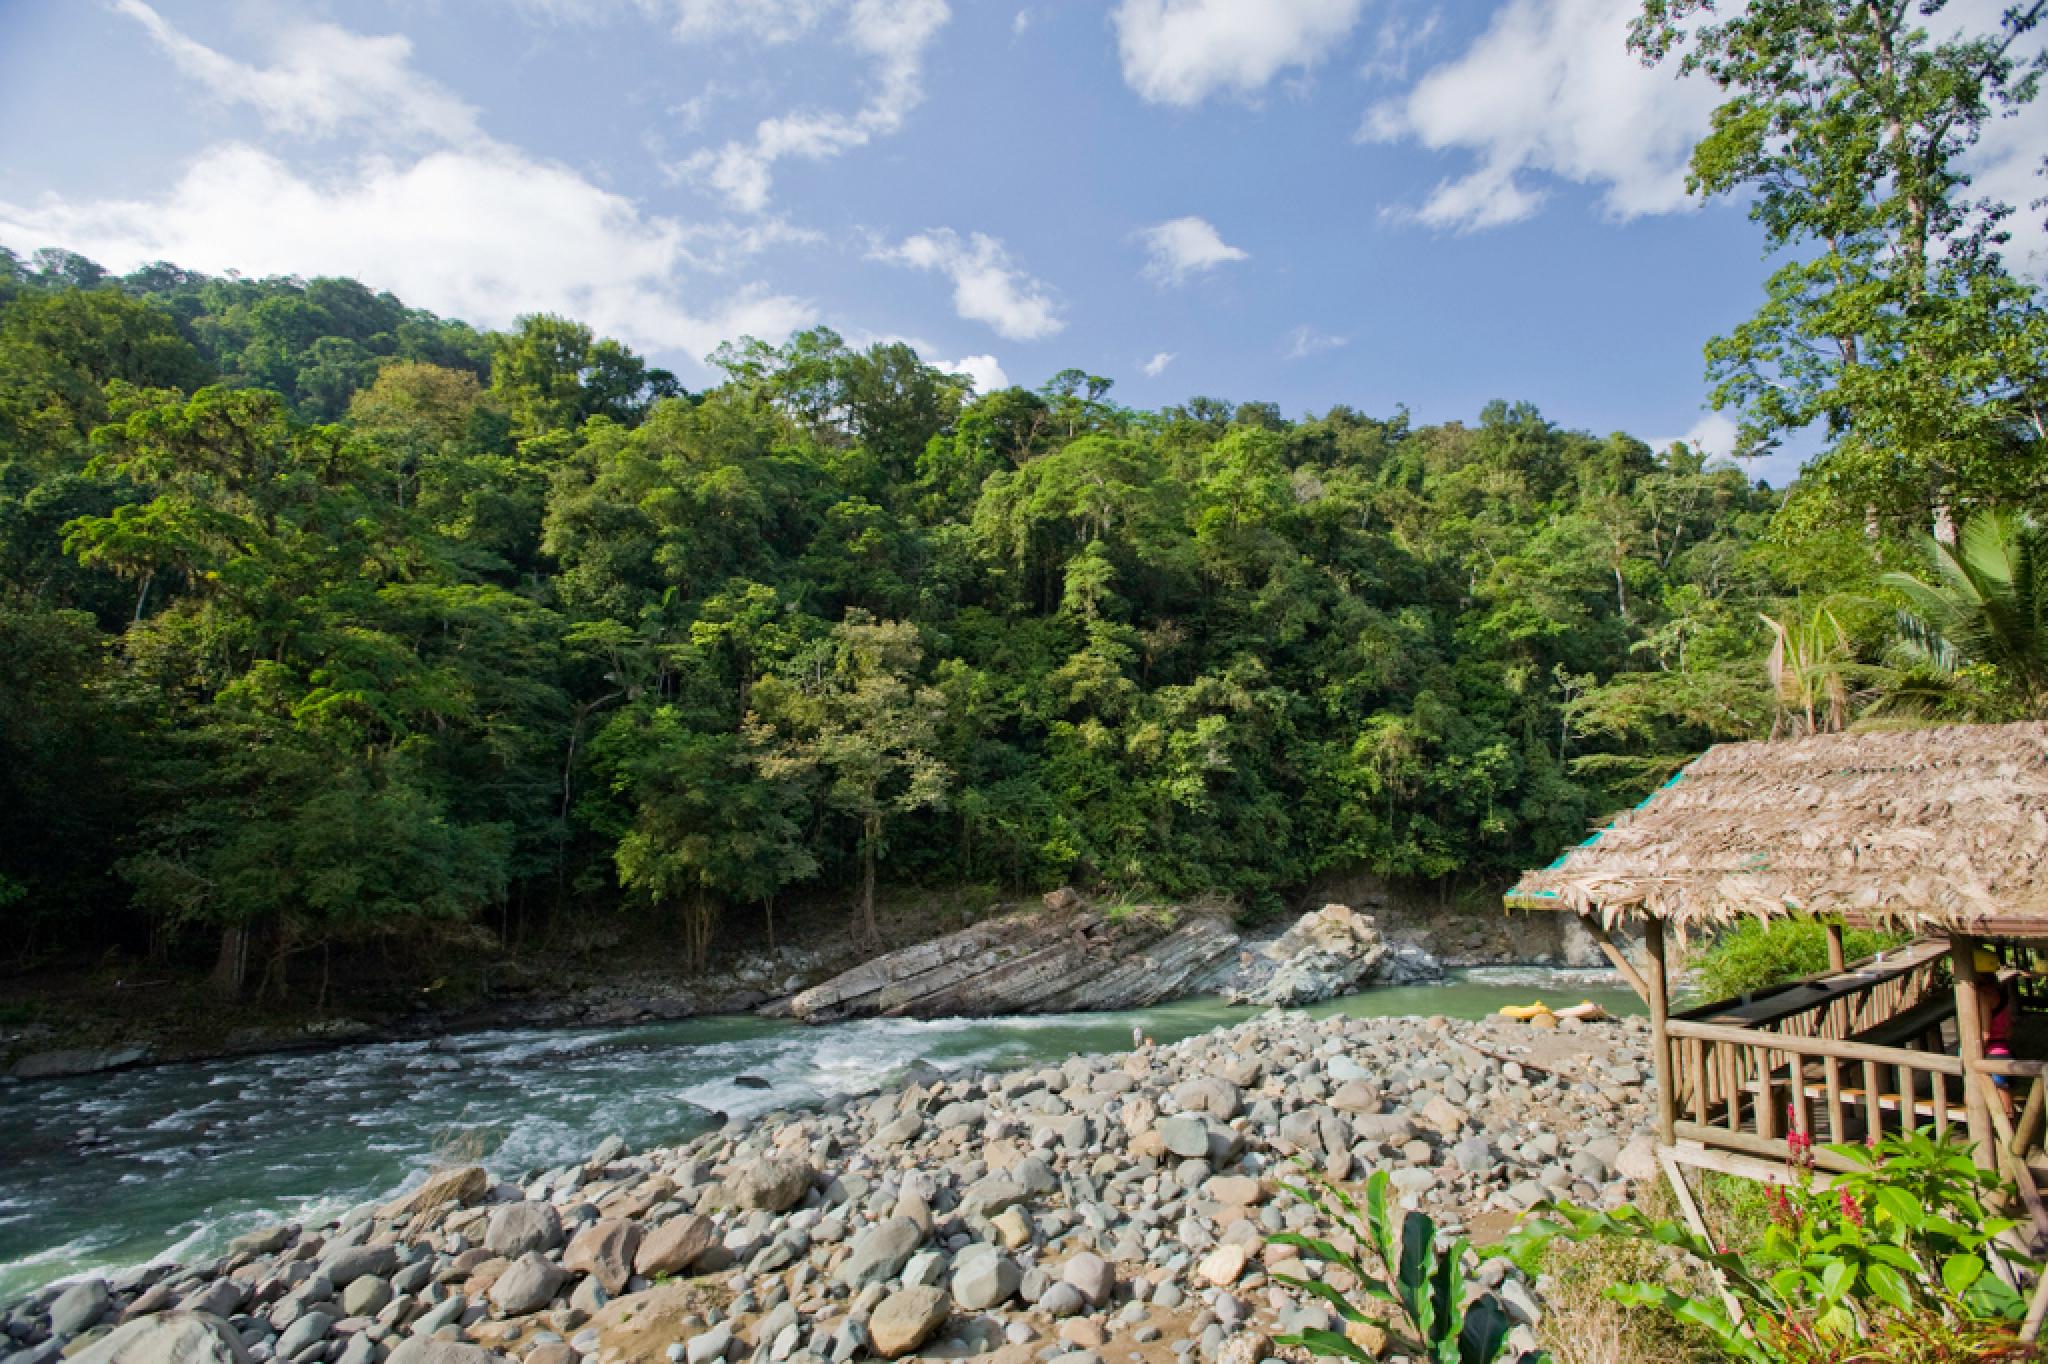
xmin=1365 ymin=0 xmax=1717 ymax=231
xmin=1014 ymin=9 xmax=1034 ymax=37
xmin=842 ymin=328 xmax=1011 ymax=392
xmin=664 ymin=0 xmax=839 ymax=44
xmin=873 ymin=229 xmax=1064 ymax=341
xmin=1654 ymin=411 xmax=1739 ymax=460
xmin=1359 ymin=12 xmax=1439 ymax=82
xmin=114 ymin=0 xmax=480 ymax=145
xmin=674 ymin=217 xmax=826 ymax=273
xmin=1142 ymin=350 xmax=1176 ymax=377
xmin=681 ymin=0 xmax=950 ymax=212
xmin=0 ymin=143 xmax=815 ymax=369
xmin=1137 ymin=216 xmax=1248 ymax=285
xmin=1113 ymin=0 xmax=1367 ymax=106
xmin=1974 ymin=103 xmax=2048 ymax=273
xmin=1284 ymin=324 xmax=1347 ymax=359
xmin=939 ymin=354 xmax=1010 ymax=392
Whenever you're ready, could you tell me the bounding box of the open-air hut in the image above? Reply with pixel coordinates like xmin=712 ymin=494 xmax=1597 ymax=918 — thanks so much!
xmin=1506 ymin=720 xmax=2048 ymax=1263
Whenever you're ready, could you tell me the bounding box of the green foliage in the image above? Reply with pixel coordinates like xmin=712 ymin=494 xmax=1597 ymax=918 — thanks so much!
xmin=1272 ymin=1168 xmax=1549 ymax=1364
xmin=1510 ymin=1131 xmax=2040 ymax=1362
xmin=0 ymin=254 xmax=1798 ymax=983
xmin=1692 ymin=920 xmax=1909 ymax=1000
xmin=1879 ymin=510 xmax=2048 ymax=721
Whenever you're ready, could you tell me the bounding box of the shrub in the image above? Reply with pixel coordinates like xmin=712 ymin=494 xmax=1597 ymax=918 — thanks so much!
xmin=1508 ymin=1131 xmax=2039 ymax=1363
xmin=1692 ymin=919 xmax=1908 ymax=1000
xmin=1272 ymin=1167 xmax=1550 ymax=1364
xmin=1529 ymin=1179 xmax=1718 ymax=1364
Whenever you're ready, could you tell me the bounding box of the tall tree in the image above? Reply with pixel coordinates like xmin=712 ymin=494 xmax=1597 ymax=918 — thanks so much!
xmin=751 ymin=613 xmax=951 ymax=949
xmin=1634 ymin=0 xmax=2048 ymax=534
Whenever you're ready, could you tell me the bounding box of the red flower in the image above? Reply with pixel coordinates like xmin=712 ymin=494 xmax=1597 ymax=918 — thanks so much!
xmin=1838 ymin=1189 xmax=1864 ymax=1226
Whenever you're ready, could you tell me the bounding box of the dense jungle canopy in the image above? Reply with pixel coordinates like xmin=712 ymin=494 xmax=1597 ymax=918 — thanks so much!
xmin=0 ymin=227 xmax=2032 ymax=990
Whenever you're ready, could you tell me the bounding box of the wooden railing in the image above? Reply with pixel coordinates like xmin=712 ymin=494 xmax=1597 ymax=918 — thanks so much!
xmin=1667 ymin=1017 xmax=1969 ymax=1169
xmin=1674 ymin=939 xmax=1949 ymax=1035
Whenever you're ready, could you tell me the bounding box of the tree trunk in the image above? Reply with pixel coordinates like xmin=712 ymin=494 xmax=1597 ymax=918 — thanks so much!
xmin=211 ymin=924 xmax=248 ymax=999
xmin=861 ymin=814 xmax=881 ymax=950
xmin=256 ymin=929 xmax=289 ymax=1006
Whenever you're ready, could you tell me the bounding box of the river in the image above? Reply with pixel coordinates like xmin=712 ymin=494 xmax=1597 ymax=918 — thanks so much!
xmin=0 ymin=967 xmax=1634 ymax=1301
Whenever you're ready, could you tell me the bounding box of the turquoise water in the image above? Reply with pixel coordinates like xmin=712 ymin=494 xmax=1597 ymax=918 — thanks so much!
xmin=0 ymin=967 xmax=1635 ymax=1300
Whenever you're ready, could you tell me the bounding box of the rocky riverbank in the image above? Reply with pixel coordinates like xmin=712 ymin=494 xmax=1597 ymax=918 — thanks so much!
xmin=1 ymin=1004 xmax=1655 ymax=1364
xmin=4 ymin=901 xmax=1449 ymax=1079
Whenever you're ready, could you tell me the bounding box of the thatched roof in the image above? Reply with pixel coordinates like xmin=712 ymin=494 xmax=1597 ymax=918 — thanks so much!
xmin=1507 ymin=722 xmax=2048 ymax=937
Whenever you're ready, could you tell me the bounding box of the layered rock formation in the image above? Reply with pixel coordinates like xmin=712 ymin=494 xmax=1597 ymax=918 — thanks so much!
xmin=786 ymin=902 xmax=1241 ymax=1024
xmin=784 ymin=896 xmax=1442 ymax=1024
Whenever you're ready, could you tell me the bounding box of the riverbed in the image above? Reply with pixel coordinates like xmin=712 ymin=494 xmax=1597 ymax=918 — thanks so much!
xmin=0 ymin=967 xmax=1633 ymax=1300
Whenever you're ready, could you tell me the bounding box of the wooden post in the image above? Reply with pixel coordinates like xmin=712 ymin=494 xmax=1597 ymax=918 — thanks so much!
xmin=1579 ymin=913 xmax=1651 ymax=1002
xmin=1825 ymin=920 xmax=1847 ymax=974
xmin=1647 ymin=917 xmax=1676 ymax=1146
xmin=1952 ymin=932 xmax=1996 ymax=1165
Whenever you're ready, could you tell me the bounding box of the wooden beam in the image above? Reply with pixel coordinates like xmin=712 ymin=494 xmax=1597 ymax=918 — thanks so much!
xmin=1673 ymin=1119 xmax=1866 ymax=1174
xmin=1952 ymin=932 xmax=1997 ymax=1168
xmin=1666 ymin=1017 xmax=1965 ymax=1073
xmin=1668 ymin=1140 xmax=1838 ymax=1191
xmin=2016 ymin=1072 xmax=2047 ymax=1158
xmin=1978 ymin=1073 xmax=2048 ymax=1250
xmin=2024 ymin=1264 xmax=2048 ymax=1344
xmin=1825 ymin=920 xmax=1847 ymax=974
xmin=1658 ymin=1146 xmax=1749 ymax=1332
xmin=1579 ymin=913 xmax=1650 ymax=1002
xmin=1646 ymin=917 xmax=1675 ymax=1147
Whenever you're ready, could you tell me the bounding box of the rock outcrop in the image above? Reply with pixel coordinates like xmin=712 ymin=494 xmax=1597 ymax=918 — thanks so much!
xmin=787 ymin=895 xmax=1444 ymax=1023
xmin=1224 ymin=903 xmax=1444 ymax=1006
xmin=786 ymin=897 xmax=1241 ymax=1023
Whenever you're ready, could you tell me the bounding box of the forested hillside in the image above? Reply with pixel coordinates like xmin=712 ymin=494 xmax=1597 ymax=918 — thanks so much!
xmin=0 ymin=245 xmax=1798 ymax=995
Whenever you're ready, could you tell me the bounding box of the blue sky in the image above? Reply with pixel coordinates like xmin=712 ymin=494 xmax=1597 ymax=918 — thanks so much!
xmin=1 ymin=1 xmax=2043 ymax=484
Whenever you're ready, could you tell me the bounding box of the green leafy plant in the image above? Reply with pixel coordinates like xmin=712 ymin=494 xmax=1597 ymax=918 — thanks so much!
xmin=1508 ymin=1131 xmax=2039 ymax=1363
xmin=1692 ymin=919 xmax=1910 ymax=999
xmin=1271 ymin=1167 xmax=1550 ymax=1364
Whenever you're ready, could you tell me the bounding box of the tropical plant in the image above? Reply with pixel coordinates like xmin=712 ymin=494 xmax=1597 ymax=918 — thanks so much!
xmin=1760 ymin=601 xmax=1878 ymax=737
xmin=1272 ymin=1167 xmax=1550 ymax=1364
xmin=1510 ymin=1130 xmax=2039 ymax=1362
xmin=1881 ymin=510 xmax=2048 ymax=720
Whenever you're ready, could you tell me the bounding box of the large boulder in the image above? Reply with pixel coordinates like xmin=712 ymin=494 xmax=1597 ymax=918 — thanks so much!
xmin=729 ymin=1158 xmax=812 ymax=1212
xmin=563 ymin=1219 xmax=641 ymax=1295
xmin=9 ymin=1047 xmax=150 ymax=1080
xmin=50 ymin=1279 xmax=111 ymax=1338
xmin=951 ymin=1248 xmax=1021 ymax=1311
xmin=383 ymin=1166 xmax=488 ymax=1221
xmin=867 ymin=1287 xmax=950 ymax=1359
xmin=485 ymin=1202 xmax=563 ymax=1258
xmin=387 ymin=1342 xmax=505 ymax=1364
xmin=71 ymin=1313 xmax=251 ymax=1364
xmin=635 ymin=1214 xmax=716 ymax=1278
xmin=323 ymin=1244 xmax=398 ymax=1288
xmin=1223 ymin=904 xmax=1439 ymax=1006
xmin=837 ymin=1216 xmax=924 ymax=1288
xmin=489 ymin=1252 xmax=567 ymax=1316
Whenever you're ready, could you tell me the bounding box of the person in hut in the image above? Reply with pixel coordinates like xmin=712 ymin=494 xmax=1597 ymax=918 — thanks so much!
xmin=1978 ymin=948 xmax=2020 ymax=1123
